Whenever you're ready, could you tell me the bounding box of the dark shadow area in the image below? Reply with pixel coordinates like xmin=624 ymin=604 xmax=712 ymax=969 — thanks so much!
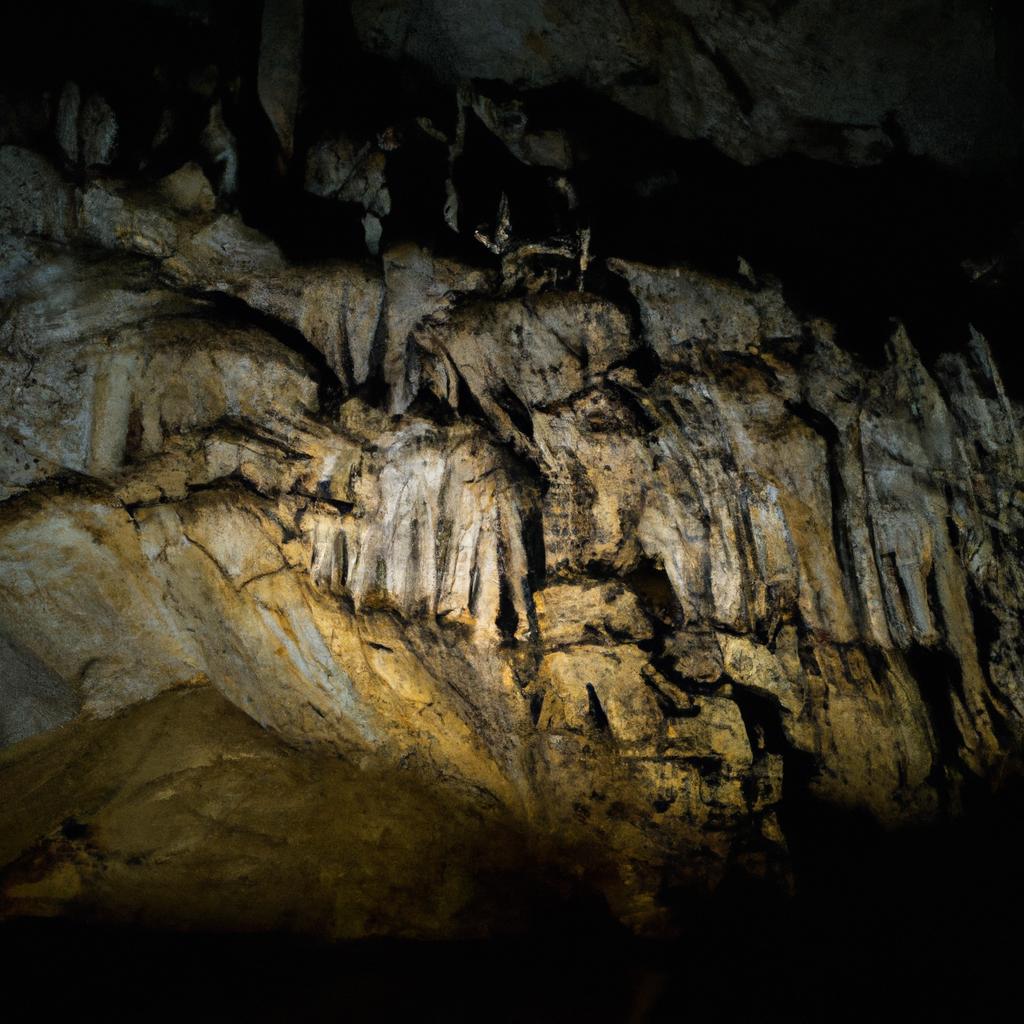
xmin=3 ymin=1 xmax=1021 ymax=394
xmin=2 ymin=782 xmax=1023 ymax=1022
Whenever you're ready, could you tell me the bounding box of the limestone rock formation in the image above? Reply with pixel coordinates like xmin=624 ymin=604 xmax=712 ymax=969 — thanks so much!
xmin=1 ymin=0 xmax=1022 ymax=943
xmin=0 ymin=685 xmax=537 ymax=937
xmin=351 ymin=0 xmax=1021 ymax=168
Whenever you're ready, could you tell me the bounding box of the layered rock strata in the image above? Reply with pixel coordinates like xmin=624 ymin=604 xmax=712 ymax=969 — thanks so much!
xmin=1 ymin=135 xmax=1021 ymax=934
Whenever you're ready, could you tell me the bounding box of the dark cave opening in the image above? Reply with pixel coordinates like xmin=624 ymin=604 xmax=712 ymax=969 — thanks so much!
xmin=585 ymin=681 xmax=612 ymax=733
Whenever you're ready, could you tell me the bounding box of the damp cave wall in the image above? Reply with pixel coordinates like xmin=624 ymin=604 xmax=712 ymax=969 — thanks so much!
xmin=0 ymin=0 xmax=1023 ymax=946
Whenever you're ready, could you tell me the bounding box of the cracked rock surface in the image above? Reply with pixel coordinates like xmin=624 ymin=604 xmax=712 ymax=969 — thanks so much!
xmin=1 ymin=0 xmax=1023 ymax=940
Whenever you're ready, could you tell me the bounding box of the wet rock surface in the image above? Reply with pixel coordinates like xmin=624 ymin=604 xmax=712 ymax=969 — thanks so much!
xmin=0 ymin=0 xmax=1023 ymax=956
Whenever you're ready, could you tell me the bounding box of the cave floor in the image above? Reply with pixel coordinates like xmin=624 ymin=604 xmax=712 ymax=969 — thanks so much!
xmin=1 ymin=685 xmax=1020 ymax=1021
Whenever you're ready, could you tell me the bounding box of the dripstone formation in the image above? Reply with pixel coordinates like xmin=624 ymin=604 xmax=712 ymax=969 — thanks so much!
xmin=1 ymin=0 xmax=1022 ymax=940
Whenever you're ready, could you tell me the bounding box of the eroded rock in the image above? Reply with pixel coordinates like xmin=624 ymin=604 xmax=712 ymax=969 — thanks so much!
xmin=1 ymin=99 xmax=1022 ymax=939
xmin=351 ymin=0 xmax=1019 ymax=169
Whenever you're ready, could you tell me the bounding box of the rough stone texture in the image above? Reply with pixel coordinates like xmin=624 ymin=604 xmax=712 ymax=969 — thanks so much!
xmin=0 ymin=6 xmax=1022 ymax=940
xmin=56 ymin=82 xmax=117 ymax=169
xmin=258 ymin=0 xmax=304 ymax=162
xmin=0 ymin=685 xmax=538 ymax=937
xmin=351 ymin=0 xmax=1020 ymax=169
xmin=0 ymin=633 xmax=79 ymax=747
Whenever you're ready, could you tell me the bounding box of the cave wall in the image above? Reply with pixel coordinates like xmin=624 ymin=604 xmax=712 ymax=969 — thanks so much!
xmin=1 ymin=0 xmax=1022 ymax=936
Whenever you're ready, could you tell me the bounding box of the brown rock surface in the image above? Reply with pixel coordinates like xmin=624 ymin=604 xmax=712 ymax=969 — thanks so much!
xmin=0 ymin=8 xmax=1022 ymax=942
xmin=0 ymin=685 xmax=538 ymax=938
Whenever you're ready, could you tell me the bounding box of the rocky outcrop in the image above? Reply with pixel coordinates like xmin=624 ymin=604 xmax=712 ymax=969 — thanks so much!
xmin=0 ymin=685 xmax=537 ymax=937
xmin=351 ymin=0 xmax=1021 ymax=169
xmin=1 ymin=3 xmax=1022 ymax=940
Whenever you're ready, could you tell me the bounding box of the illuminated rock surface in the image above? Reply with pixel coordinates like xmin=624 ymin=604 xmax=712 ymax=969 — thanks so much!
xmin=0 ymin=0 xmax=1022 ymax=954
